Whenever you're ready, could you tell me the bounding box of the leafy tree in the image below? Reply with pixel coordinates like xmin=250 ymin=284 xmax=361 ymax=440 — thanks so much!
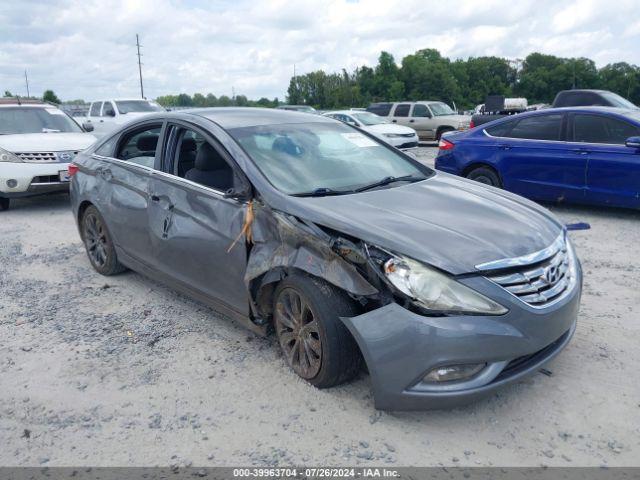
xmin=4 ymin=90 xmax=13 ymax=97
xmin=42 ymin=90 xmax=61 ymax=104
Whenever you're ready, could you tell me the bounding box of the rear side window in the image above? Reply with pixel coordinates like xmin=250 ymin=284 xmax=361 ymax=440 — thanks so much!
xmin=573 ymin=114 xmax=640 ymax=145
xmin=89 ymin=102 xmax=101 ymax=116
xmin=367 ymin=103 xmax=392 ymax=116
xmin=505 ymin=114 xmax=563 ymax=141
xmin=116 ymin=125 xmax=162 ymax=168
xmin=484 ymin=119 xmax=517 ymax=137
xmin=394 ymin=104 xmax=410 ymax=117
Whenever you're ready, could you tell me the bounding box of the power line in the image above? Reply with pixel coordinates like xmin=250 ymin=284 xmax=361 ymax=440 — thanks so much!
xmin=136 ymin=34 xmax=144 ymax=99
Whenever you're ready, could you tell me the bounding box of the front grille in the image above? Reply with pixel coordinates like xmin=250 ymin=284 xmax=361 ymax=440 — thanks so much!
xmin=16 ymin=151 xmax=78 ymax=163
xmin=398 ymin=141 xmax=419 ymax=149
xmin=485 ymin=242 xmax=572 ymax=307
xmin=32 ymin=175 xmax=61 ymax=184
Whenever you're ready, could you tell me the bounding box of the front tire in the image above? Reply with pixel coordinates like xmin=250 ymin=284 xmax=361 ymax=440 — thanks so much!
xmin=0 ymin=197 xmax=10 ymax=211
xmin=466 ymin=166 xmax=502 ymax=187
xmin=81 ymin=205 xmax=126 ymax=275
xmin=273 ymin=275 xmax=362 ymax=388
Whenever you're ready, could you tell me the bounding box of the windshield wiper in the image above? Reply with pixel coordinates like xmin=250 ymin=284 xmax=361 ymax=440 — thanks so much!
xmin=355 ymin=174 xmax=424 ymax=193
xmin=291 ymin=187 xmax=355 ymax=197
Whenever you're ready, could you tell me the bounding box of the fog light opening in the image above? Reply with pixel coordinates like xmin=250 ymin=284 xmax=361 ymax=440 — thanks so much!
xmin=423 ymin=363 xmax=487 ymax=383
xmin=6 ymin=179 xmax=18 ymax=188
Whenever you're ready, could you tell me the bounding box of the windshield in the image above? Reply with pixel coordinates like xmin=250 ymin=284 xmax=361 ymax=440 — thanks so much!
xmin=228 ymin=122 xmax=429 ymax=195
xmin=115 ymin=100 xmax=164 ymax=114
xmin=0 ymin=107 xmax=82 ymax=134
xmin=351 ymin=112 xmax=387 ymax=126
xmin=601 ymin=92 xmax=637 ymax=109
xmin=428 ymin=102 xmax=456 ymax=116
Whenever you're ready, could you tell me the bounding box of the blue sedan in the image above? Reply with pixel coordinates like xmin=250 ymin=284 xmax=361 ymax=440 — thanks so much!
xmin=435 ymin=107 xmax=640 ymax=209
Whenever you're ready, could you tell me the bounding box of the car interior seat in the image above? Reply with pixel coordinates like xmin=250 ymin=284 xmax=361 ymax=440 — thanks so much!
xmin=136 ymin=134 xmax=159 ymax=157
xmin=184 ymin=142 xmax=233 ymax=191
xmin=177 ymin=138 xmax=197 ymax=177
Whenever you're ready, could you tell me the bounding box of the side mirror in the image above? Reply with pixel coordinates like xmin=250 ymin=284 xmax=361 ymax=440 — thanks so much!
xmin=223 ymin=182 xmax=252 ymax=201
xmin=106 ymin=110 xmax=116 ymax=117
xmin=625 ymin=136 xmax=640 ymax=149
xmin=82 ymin=122 xmax=94 ymax=132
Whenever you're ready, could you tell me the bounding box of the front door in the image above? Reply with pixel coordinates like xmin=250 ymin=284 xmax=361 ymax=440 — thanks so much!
xmin=570 ymin=113 xmax=640 ymax=208
xmin=148 ymin=123 xmax=250 ymax=315
xmin=410 ymin=103 xmax=436 ymax=140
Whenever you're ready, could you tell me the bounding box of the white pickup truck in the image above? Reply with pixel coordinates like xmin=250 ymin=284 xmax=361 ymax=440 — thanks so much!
xmin=84 ymin=98 xmax=164 ymax=136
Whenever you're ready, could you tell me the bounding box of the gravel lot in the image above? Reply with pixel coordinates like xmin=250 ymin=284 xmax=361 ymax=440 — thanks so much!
xmin=1 ymin=146 xmax=639 ymax=467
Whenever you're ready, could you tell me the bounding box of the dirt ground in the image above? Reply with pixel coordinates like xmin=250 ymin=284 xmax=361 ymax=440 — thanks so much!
xmin=1 ymin=147 xmax=639 ymax=467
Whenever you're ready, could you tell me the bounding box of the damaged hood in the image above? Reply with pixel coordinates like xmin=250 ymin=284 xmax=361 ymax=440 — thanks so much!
xmin=283 ymin=172 xmax=563 ymax=275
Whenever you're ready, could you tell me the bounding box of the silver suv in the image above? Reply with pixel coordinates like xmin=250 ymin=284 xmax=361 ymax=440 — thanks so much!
xmin=368 ymin=101 xmax=471 ymax=141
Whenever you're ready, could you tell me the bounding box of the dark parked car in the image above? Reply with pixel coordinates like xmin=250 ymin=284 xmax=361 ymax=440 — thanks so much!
xmin=70 ymin=108 xmax=581 ymax=410
xmin=552 ymin=89 xmax=638 ymax=109
xmin=436 ymin=107 xmax=640 ymax=209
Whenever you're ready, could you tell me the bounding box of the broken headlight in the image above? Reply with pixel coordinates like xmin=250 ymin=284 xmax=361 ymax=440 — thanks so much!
xmin=383 ymin=255 xmax=507 ymax=315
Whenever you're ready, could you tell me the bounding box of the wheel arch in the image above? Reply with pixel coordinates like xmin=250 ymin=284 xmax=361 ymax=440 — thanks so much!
xmin=462 ymin=162 xmax=503 ymax=183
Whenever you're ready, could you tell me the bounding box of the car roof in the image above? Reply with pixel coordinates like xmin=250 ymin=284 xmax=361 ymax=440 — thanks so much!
xmin=184 ymin=107 xmax=334 ymax=129
xmin=90 ymin=98 xmax=153 ymax=103
xmin=0 ymin=98 xmax=53 ymax=107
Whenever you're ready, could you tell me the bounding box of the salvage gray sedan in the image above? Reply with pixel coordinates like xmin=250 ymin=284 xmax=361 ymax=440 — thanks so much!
xmin=69 ymin=108 xmax=582 ymax=410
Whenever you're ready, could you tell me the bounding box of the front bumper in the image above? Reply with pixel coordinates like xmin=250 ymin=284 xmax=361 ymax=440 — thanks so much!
xmin=340 ymin=266 xmax=582 ymax=410
xmin=385 ymin=136 xmax=419 ymax=149
xmin=0 ymin=162 xmax=70 ymax=197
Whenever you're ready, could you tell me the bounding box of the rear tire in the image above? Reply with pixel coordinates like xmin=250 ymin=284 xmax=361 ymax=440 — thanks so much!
xmin=466 ymin=166 xmax=502 ymax=188
xmin=436 ymin=127 xmax=454 ymax=140
xmin=81 ymin=205 xmax=126 ymax=276
xmin=0 ymin=197 xmax=9 ymax=211
xmin=273 ymin=274 xmax=362 ymax=388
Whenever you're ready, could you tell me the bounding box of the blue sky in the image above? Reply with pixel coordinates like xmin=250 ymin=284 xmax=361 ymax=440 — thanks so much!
xmin=1 ymin=0 xmax=638 ymax=102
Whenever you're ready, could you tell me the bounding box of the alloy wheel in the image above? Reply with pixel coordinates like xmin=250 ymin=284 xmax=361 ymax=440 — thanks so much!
xmin=275 ymin=287 xmax=322 ymax=379
xmin=83 ymin=212 xmax=109 ymax=268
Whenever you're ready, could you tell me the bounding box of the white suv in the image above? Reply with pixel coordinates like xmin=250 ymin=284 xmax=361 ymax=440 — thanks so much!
xmin=0 ymin=99 xmax=97 ymax=211
xmin=85 ymin=98 xmax=164 ymax=136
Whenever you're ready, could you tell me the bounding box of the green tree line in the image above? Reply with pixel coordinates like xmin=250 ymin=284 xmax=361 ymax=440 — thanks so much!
xmin=287 ymin=49 xmax=640 ymax=110
xmin=155 ymin=92 xmax=280 ymax=108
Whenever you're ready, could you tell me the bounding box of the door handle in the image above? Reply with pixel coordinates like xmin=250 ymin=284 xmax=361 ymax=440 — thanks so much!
xmin=391 ymin=119 xmax=397 ymax=123
xmin=498 ymin=144 xmax=512 ymax=150
xmin=99 ymin=120 xmax=104 ymax=123
xmin=409 ymin=119 xmax=415 ymax=123
xmin=572 ymin=149 xmax=589 ymax=155
xmin=151 ymin=194 xmax=174 ymax=210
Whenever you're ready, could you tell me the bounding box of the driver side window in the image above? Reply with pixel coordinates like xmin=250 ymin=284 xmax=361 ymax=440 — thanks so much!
xmin=173 ymin=127 xmax=235 ymax=192
xmin=412 ymin=104 xmax=431 ymax=118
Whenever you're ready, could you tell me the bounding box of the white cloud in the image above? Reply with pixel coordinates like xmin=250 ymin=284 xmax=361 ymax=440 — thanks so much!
xmin=0 ymin=0 xmax=638 ymax=101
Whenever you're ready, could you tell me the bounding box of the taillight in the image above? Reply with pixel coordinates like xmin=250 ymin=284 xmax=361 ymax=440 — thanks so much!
xmin=469 ymin=119 xmax=475 ymax=129
xmin=438 ymin=138 xmax=455 ymax=151
xmin=68 ymin=163 xmax=79 ymax=177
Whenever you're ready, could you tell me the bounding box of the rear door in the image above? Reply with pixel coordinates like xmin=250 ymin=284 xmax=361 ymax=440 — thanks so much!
xmin=569 ymin=113 xmax=640 ymax=208
xmin=389 ymin=103 xmax=411 ymax=128
xmin=93 ymin=120 xmax=164 ymax=264
xmin=492 ymin=112 xmax=587 ymax=202
xmin=147 ymin=121 xmax=250 ymax=315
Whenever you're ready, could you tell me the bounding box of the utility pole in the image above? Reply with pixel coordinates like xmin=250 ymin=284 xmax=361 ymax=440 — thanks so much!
xmin=24 ymin=70 xmax=30 ymax=97
xmin=136 ymin=34 xmax=144 ymax=99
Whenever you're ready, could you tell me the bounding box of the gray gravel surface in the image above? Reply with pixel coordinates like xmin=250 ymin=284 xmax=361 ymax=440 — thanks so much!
xmin=1 ymin=147 xmax=639 ymax=467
